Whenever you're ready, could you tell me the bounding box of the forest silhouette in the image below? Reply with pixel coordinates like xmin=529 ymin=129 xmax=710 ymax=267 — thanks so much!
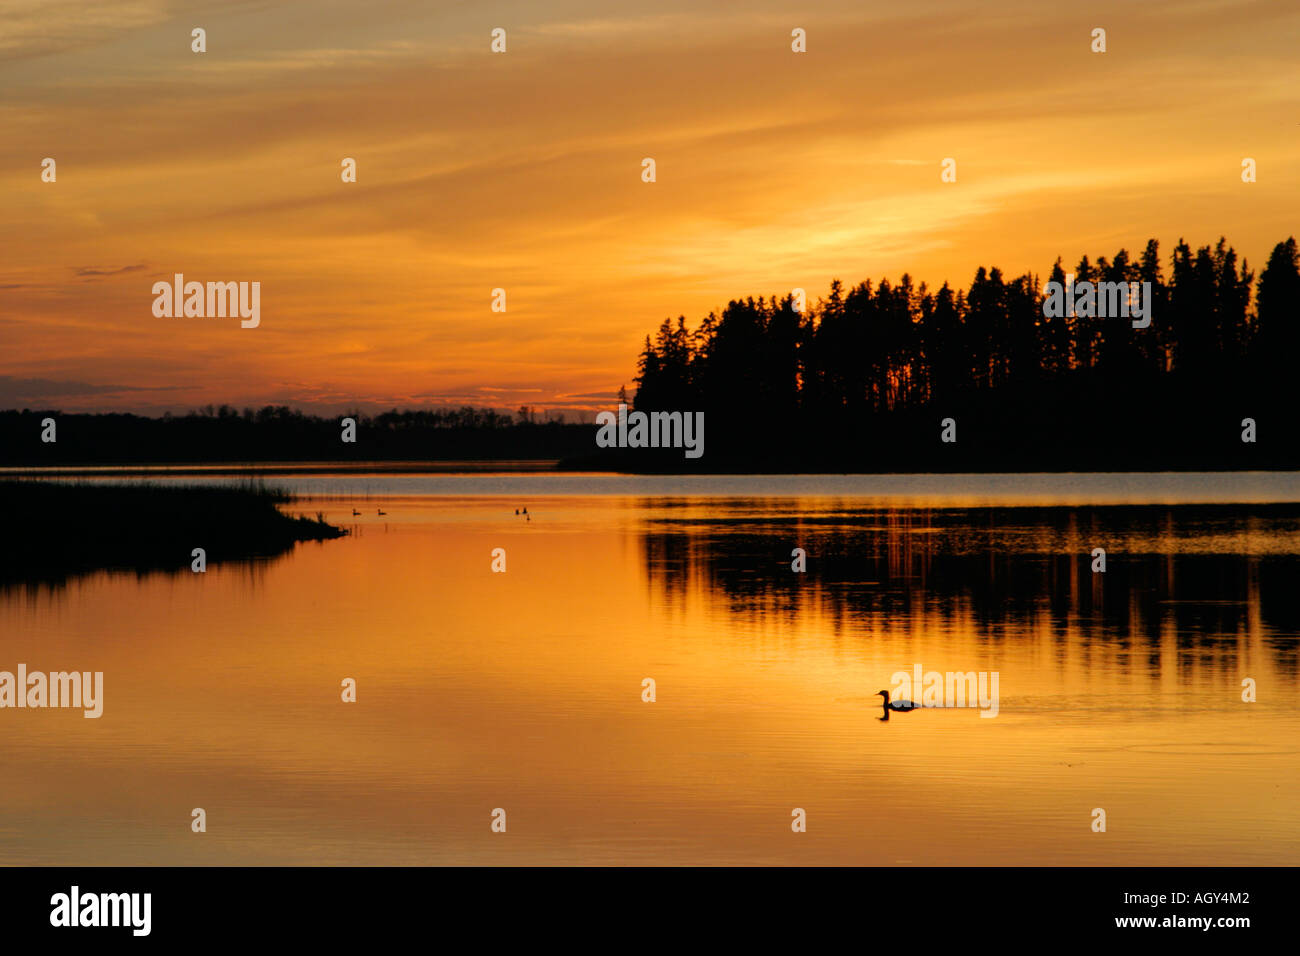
xmin=617 ymin=236 xmax=1300 ymax=471
xmin=0 ymin=405 xmax=589 ymax=466
xmin=4 ymin=236 xmax=1298 ymax=471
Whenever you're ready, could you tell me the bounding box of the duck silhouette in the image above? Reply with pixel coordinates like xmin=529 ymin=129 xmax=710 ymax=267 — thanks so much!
xmin=876 ymin=690 xmax=919 ymax=713
xmin=352 ymin=508 xmax=361 ymax=516
xmin=377 ymin=508 xmax=387 ymax=516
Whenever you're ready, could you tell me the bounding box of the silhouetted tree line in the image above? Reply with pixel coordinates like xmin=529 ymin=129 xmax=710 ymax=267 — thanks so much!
xmin=0 ymin=405 xmax=592 ymax=465
xmin=6 ymin=237 xmax=1298 ymax=471
xmin=622 ymin=237 xmax=1300 ymax=470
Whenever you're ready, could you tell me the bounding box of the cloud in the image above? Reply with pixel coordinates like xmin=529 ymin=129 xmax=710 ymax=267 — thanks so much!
xmin=0 ymin=0 xmax=170 ymax=59
xmin=73 ymin=264 xmax=147 ymax=278
xmin=0 ymin=376 xmax=184 ymax=405
xmin=531 ymin=15 xmax=694 ymax=40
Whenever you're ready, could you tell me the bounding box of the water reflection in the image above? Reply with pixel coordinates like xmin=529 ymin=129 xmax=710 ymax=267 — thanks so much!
xmin=0 ymin=550 xmax=297 ymax=599
xmin=641 ymin=503 xmax=1300 ymax=680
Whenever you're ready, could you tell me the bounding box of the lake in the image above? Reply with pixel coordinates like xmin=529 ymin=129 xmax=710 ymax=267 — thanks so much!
xmin=2 ymin=471 xmax=1297 ymax=864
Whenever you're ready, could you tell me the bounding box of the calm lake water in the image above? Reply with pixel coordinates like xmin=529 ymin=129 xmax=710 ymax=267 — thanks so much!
xmin=2 ymin=472 xmax=1298 ymax=865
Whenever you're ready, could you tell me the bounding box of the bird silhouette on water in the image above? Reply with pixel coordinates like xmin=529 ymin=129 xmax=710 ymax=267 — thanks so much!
xmin=877 ymin=690 xmax=919 ymax=711
xmin=876 ymin=690 xmax=919 ymax=721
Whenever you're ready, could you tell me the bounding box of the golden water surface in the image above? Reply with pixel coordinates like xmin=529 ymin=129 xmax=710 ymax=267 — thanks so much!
xmin=2 ymin=477 xmax=1297 ymax=865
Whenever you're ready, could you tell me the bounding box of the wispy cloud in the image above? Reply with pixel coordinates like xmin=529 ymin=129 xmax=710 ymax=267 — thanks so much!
xmin=0 ymin=375 xmax=184 ymax=404
xmin=0 ymin=0 xmax=170 ymax=58
xmin=73 ymin=264 xmax=147 ymax=279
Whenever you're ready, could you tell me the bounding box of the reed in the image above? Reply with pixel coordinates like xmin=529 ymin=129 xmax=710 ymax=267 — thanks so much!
xmin=0 ymin=479 xmax=345 ymax=585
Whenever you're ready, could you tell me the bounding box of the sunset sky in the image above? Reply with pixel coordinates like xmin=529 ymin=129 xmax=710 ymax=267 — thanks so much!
xmin=1 ymin=0 xmax=1297 ymax=415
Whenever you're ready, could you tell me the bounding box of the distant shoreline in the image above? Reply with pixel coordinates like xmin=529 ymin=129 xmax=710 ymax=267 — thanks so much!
xmin=6 ymin=400 xmax=1299 ymax=473
xmin=8 ymin=471 xmax=1299 ymax=510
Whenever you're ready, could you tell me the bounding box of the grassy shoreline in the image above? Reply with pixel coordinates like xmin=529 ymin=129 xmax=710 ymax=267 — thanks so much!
xmin=2 ymin=480 xmax=346 ymax=584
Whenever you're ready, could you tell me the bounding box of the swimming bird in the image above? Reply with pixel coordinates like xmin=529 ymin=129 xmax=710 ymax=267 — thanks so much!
xmin=352 ymin=508 xmax=361 ymax=516
xmin=876 ymin=690 xmax=919 ymax=712
xmin=514 ymin=509 xmax=519 ymax=515
xmin=377 ymin=508 xmax=387 ymax=516
xmin=522 ymin=507 xmax=528 ymax=515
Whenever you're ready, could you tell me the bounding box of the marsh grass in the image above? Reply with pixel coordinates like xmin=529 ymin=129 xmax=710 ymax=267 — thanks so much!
xmin=1 ymin=479 xmax=345 ymax=585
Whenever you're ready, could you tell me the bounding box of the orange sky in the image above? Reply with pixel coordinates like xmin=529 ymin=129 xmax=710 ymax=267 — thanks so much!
xmin=1 ymin=0 xmax=1297 ymax=415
